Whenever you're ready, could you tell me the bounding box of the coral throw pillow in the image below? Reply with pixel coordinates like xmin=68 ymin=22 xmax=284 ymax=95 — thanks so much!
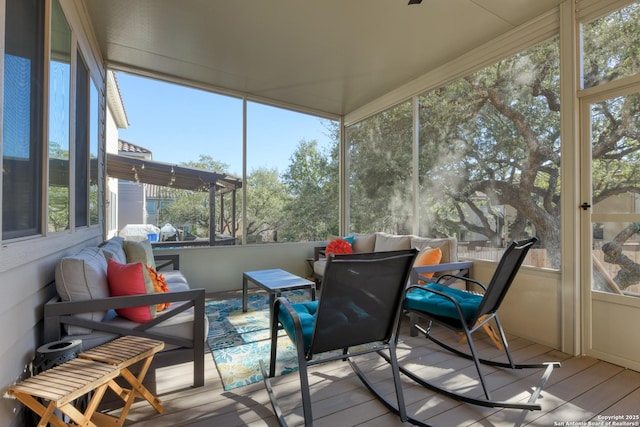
xmin=326 ymin=238 xmax=354 ymax=256
xmin=414 ymin=247 xmax=443 ymax=282
xmin=146 ymin=266 xmax=170 ymax=312
xmin=107 ymin=259 xmax=156 ymax=322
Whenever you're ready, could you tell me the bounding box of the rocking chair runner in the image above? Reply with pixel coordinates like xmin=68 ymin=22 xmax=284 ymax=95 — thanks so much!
xmin=400 ymin=237 xmax=560 ymax=410
xmin=260 ymin=249 xmax=429 ymax=427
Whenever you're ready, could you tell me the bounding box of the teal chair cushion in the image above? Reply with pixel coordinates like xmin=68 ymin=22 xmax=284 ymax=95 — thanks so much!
xmin=404 ymin=283 xmax=482 ymax=321
xmin=278 ymin=301 xmax=318 ymax=351
xmin=278 ymin=300 xmax=373 ymax=352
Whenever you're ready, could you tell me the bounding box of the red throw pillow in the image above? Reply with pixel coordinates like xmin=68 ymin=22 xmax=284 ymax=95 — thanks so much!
xmin=107 ymin=259 xmax=156 ymax=322
xmin=146 ymin=265 xmax=170 ymax=312
xmin=414 ymin=247 xmax=443 ymax=282
xmin=326 ymin=238 xmax=354 ymax=256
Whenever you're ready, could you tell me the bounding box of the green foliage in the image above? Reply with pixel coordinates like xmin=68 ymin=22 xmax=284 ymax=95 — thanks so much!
xmin=417 ymin=37 xmax=561 ymax=253
xmin=281 ymin=139 xmax=339 ymax=241
xmin=244 ymin=167 xmax=289 ymax=241
xmin=347 ymin=102 xmax=414 ymax=234
xmin=181 ymin=154 xmax=229 ymax=172
xmin=158 ymin=155 xmax=230 ymax=237
xmin=48 ymin=185 xmax=69 ymax=232
xmin=583 ymin=2 xmax=640 ymax=87
xmin=48 ymin=141 xmax=69 ymax=231
xmin=162 ymin=190 xmax=209 ymax=236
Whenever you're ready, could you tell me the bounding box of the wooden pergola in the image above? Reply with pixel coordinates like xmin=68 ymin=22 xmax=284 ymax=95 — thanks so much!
xmin=106 ymin=153 xmax=242 ymax=246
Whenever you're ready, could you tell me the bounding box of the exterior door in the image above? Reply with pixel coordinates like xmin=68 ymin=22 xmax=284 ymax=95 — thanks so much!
xmin=582 ymin=87 xmax=640 ymax=371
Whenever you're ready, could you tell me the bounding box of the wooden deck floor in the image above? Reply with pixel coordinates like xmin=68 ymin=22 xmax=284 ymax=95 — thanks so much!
xmin=109 ymin=308 xmax=640 ymax=427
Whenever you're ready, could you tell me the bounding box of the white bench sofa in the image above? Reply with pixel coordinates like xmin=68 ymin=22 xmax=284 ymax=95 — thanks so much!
xmin=43 ymin=237 xmax=206 ymax=387
xmin=313 ymin=232 xmax=471 ymax=285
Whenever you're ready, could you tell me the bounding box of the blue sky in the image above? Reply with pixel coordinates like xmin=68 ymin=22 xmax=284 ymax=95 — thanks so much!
xmin=116 ymin=73 xmax=336 ymax=177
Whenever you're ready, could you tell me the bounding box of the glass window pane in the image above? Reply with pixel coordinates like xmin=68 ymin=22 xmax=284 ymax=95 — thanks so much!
xmin=90 ymin=80 xmax=99 ymax=225
xmin=113 ymin=73 xmax=338 ymax=244
xmin=346 ymin=101 xmax=413 ymax=235
xmin=116 ymin=73 xmax=243 ymax=241
xmin=246 ymin=102 xmax=338 ymax=243
xmin=48 ymin=0 xmax=71 ymax=232
xmin=417 ymin=38 xmax=560 ymax=269
xmin=591 ymin=94 xmax=640 ymax=215
xmin=593 ymin=222 xmax=640 ymax=296
xmin=582 ymin=2 xmax=640 ymax=89
xmin=2 ymin=0 xmax=44 ymax=239
xmin=75 ymin=51 xmax=89 ymax=227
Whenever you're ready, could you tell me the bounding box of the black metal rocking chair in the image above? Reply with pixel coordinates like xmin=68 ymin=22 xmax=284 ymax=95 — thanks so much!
xmin=400 ymin=237 xmax=560 ymax=410
xmin=259 ymin=249 xmax=423 ymax=427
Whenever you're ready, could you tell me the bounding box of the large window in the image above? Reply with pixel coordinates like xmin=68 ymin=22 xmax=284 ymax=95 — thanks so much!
xmin=345 ymin=38 xmax=561 ymax=268
xmin=115 ymin=72 xmax=339 ymax=245
xmin=246 ymin=102 xmax=338 ymax=243
xmin=346 ymin=101 xmax=413 ymax=234
xmin=582 ymin=2 xmax=640 ymax=89
xmin=3 ymin=0 xmax=102 ymax=240
xmin=89 ymin=80 xmax=100 ymax=225
xmin=417 ymin=38 xmax=561 ymax=268
xmin=75 ymin=51 xmax=89 ymax=227
xmin=48 ymin=0 xmax=72 ymax=232
xmin=116 ymin=76 xmax=244 ymax=242
xmin=581 ymin=2 xmax=640 ymax=295
xmin=2 ymin=0 xmax=45 ymax=240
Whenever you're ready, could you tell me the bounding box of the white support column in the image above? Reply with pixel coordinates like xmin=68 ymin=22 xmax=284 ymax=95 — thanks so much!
xmin=559 ymin=0 xmax=581 ymax=356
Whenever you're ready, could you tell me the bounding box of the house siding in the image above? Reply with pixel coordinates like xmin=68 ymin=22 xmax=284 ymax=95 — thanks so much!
xmin=0 ymin=1 xmax=107 ymax=424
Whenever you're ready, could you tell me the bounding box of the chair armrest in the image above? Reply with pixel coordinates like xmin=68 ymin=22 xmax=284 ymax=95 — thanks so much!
xmin=154 ymin=253 xmax=180 ymax=270
xmin=313 ymin=245 xmax=327 ymax=262
xmin=44 ymin=289 xmax=204 ymax=346
xmin=405 ymin=285 xmax=470 ymax=322
xmin=44 ymin=288 xmax=206 ymax=388
xmin=411 ymin=260 xmax=473 ymax=285
xmin=436 ymin=274 xmax=487 ymax=292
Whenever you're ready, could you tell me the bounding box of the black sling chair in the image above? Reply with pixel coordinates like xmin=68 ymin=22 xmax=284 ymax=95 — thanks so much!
xmin=398 ymin=237 xmax=560 ymax=410
xmin=260 ymin=249 xmax=423 ymax=427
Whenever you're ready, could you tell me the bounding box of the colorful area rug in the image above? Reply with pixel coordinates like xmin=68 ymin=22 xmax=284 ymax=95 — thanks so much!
xmin=205 ymin=290 xmax=310 ymax=391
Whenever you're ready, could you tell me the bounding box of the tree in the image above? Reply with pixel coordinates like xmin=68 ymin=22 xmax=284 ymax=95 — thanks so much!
xmin=160 ymin=155 xmax=230 ymax=237
xmin=281 ymin=139 xmax=339 ymax=241
xmin=409 ymin=38 xmax=561 ymax=265
xmin=601 ymin=223 xmax=640 ymax=290
xmin=162 ymin=190 xmax=209 ymax=235
xmin=48 ymin=141 xmax=70 ymax=231
xmin=244 ymin=167 xmax=289 ymax=242
xmin=582 ymin=3 xmax=640 ymax=88
xmin=584 ymin=5 xmax=640 ymax=288
xmin=346 ymin=102 xmax=414 ymax=234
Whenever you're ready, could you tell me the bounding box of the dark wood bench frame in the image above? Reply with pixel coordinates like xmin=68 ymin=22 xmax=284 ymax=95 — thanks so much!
xmin=43 ymin=253 xmax=205 ymax=388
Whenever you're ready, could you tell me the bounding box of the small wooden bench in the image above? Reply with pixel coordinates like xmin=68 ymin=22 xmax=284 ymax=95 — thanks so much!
xmin=79 ymin=335 xmax=165 ymax=423
xmin=7 ymin=358 xmax=120 ymax=427
xmin=8 ymin=336 xmax=165 ymax=427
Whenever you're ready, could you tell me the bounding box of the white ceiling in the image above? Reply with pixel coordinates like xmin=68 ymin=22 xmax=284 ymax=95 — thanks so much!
xmin=84 ymin=0 xmax=564 ymax=117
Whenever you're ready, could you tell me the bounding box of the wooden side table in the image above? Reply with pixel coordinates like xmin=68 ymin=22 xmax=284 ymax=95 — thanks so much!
xmin=79 ymin=335 xmax=165 ymax=422
xmin=7 ymin=358 xmax=120 ymax=427
xmin=8 ymin=336 xmax=165 ymax=427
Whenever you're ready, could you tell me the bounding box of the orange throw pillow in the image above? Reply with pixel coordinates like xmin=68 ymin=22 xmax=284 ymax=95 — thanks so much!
xmin=146 ymin=266 xmax=170 ymax=312
xmin=414 ymin=247 xmax=442 ymax=282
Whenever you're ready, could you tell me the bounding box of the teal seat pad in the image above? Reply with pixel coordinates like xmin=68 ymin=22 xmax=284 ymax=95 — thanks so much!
xmin=404 ymin=283 xmax=482 ymax=322
xmin=278 ymin=301 xmax=319 ymax=351
xmin=278 ymin=299 xmax=373 ymax=352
